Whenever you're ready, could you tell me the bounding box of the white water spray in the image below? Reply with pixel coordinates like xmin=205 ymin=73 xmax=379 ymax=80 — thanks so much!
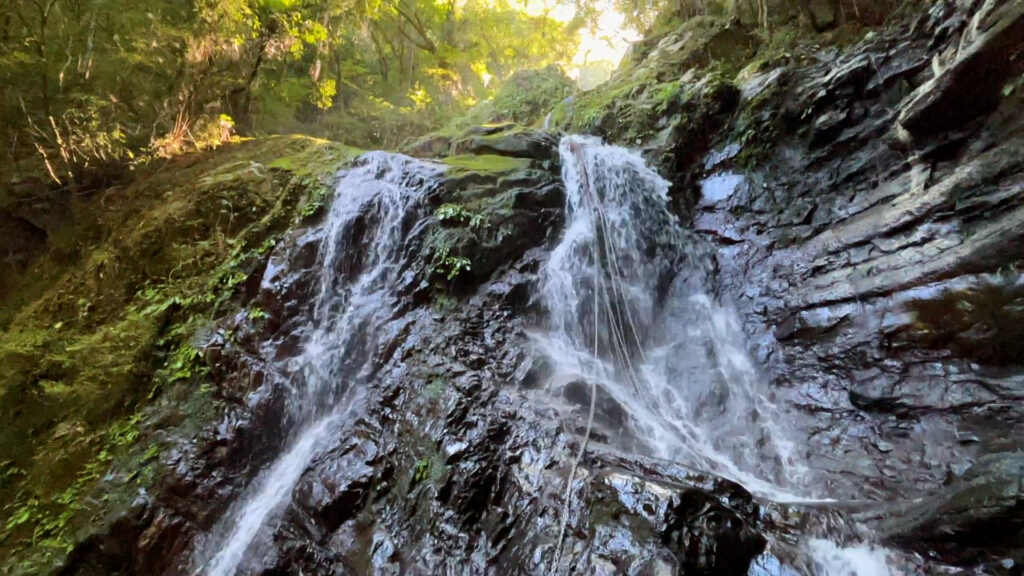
xmin=537 ymin=136 xmax=804 ymax=494
xmin=538 ymin=135 xmax=894 ymax=575
xmin=192 ymin=152 xmax=440 ymax=576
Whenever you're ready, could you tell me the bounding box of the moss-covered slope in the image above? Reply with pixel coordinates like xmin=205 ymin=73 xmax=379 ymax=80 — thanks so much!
xmin=0 ymin=136 xmax=358 ymax=573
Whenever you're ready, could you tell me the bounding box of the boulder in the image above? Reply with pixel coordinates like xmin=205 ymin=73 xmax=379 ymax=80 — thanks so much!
xmin=403 ymin=134 xmax=452 ymax=159
xmin=451 ymin=128 xmax=559 ymax=162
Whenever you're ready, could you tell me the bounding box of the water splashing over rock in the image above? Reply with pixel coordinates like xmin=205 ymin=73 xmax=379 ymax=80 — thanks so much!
xmin=536 ymin=135 xmax=806 ymax=497
xmin=192 ymin=152 xmax=442 ymax=576
xmin=537 ymin=135 xmax=906 ymax=574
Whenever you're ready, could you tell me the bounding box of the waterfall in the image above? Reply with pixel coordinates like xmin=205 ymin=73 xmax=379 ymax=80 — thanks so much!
xmin=191 ymin=152 xmax=441 ymax=576
xmin=537 ymin=135 xmax=805 ymax=495
xmin=538 ymin=136 xmax=894 ymax=574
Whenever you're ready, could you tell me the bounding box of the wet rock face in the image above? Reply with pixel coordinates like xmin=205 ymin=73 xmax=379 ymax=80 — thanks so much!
xmin=203 ymin=252 xmax=770 ymax=576
xmin=871 ymin=451 xmax=1024 ymax=563
xmin=686 ymin=0 xmax=1024 ymax=559
xmin=898 ymin=0 xmax=1024 ymax=140
xmin=55 ymin=138 xmax=774 ymax=576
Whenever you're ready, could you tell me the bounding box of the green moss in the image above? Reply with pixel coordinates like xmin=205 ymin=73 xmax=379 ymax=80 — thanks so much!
xmin=545 ymin=98 xmax=573 ymax=131
xmin=442 ymin=154 xmax=532 ymax=174
xmin=410 ymin=450 xmax=446 ymax=487
xmin=552 ymin=15 xmax=753 ymax=146
xmin=0 ymin=135 xmax=349 ymax=573
xmin=731 ymin=76 xmax=784 ymax=169
xmin=571 ymin=73 xmax=657 ymax=133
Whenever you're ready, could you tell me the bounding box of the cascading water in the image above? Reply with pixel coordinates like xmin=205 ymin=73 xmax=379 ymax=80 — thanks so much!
xmin=191 ymin=152 xmax=441 ymax=576
xmin=537 ymin=135 xmax=894 ymax=574
xmin=536 ymin=135 xmax=803 ymax=493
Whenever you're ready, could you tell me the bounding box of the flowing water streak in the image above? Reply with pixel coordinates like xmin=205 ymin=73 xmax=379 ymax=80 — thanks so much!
xmin=538 ymin=135 xmax=803 ymax=494
xmin=539 ymin=136 xmax=894 ymax=574
xmin=195 ymin=152 xmax=440 ymax=576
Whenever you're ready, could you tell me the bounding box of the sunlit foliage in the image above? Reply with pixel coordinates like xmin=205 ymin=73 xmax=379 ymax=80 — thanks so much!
xmin=0 ymin=0 xmax=582 ymax=188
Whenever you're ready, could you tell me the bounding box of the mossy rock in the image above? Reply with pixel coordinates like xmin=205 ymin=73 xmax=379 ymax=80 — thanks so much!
xmin=550 ymin=16 xmax=752 ymax=147
xmin=425 ymin=155 xmax=562 ymax=294
xmin=424 ymin=66 xmax=576 ymax=141
xmin=451 ymin=128 xmax=559 ymax=162
xmin=403 ymin=134 xmax=454 ymax=159
xmin=442 ymin=154 xmax=534 ymax=175
xmin=0 ymin=135 xmax=358 ymax=573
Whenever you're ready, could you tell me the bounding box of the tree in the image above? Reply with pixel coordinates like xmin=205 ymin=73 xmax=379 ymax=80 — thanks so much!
xmin=0 ymin=0 xmax=585 ymax=188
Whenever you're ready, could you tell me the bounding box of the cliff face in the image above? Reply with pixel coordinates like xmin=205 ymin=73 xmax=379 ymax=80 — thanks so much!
xmin=563 ymin=0 xmax=1024 ymax=561
xmin=3 ymin=0 xmax=1022 ymax=574
xmin=553 ymin=0 xmax=1024 ymax=481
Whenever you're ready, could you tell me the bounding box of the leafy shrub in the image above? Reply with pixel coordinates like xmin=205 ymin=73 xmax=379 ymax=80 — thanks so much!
xmin=487 ymin=66 xmax=576 ymax=125
xmin=435 ymin=203 xmax=487 ymax=228
xmin=21 ymin=96 xmax=133 ymax=186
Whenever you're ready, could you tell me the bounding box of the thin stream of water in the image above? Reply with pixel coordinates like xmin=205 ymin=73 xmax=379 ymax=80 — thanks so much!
xmin=191 ymin=152 xmax=441 ymax=576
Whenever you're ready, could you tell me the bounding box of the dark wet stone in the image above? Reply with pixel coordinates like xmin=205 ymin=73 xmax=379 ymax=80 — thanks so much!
xmin=899 ymin=1 xmax=1024 ymax=140
xmin=563 ymin=380 xmax=631 ymax=430
xmin=55 ymin=497 xmax=151 ymax=576
xmin=871 ymin=452 xmax=1024 ymax=564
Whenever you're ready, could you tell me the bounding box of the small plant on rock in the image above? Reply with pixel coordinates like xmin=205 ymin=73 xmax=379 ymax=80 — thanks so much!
xmin=434 ymin=203 xmax=487 ymax=229
xmin=431 ymin=244 xmax=472 ymax=281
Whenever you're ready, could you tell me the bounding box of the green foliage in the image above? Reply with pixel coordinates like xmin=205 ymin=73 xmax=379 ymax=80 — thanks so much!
xmin=109 ymin=413 xmax=145 ymax=447
xmin=244 ymin=0 xmax=581 ymax=148
xmin=435 ymin=204 xmax=487 ymax=229
xmin=427 ymin=199 xmax=496 ymax=285
xmin=297 ymin=177 xmax=334 ymax=220
xmin=1 ymin=0 xmax=583 ymax=186
xmin=439 ymin=66 xmax=576 ymax=132
xmin=652 ymin=81 xmax=683 ymax=114
xmin=551 ymin=15 xmax=752 ymax=146
xmin=410 ymin=450 xmax=445 ymax=485
xmin=1 ymin=412 xmax=138 ymax=571
xmin=167 ymin=345 xmax=205 ymax=383
xmin=412 ymin=459 xmax=431 ymax=483
xmin=430 ymin=244 xmax=473 ymax=281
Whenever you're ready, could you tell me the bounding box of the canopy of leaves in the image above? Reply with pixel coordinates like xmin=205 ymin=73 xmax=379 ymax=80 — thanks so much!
xmin=0 ymin=0 xmax=582 ymax=193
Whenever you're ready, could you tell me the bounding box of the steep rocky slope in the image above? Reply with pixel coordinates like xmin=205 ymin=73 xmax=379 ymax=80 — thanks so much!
xmin=0 ymin=137 xmax=357 ymax=573
xmin=2 ymin=0 xmax=1021 ymax=574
